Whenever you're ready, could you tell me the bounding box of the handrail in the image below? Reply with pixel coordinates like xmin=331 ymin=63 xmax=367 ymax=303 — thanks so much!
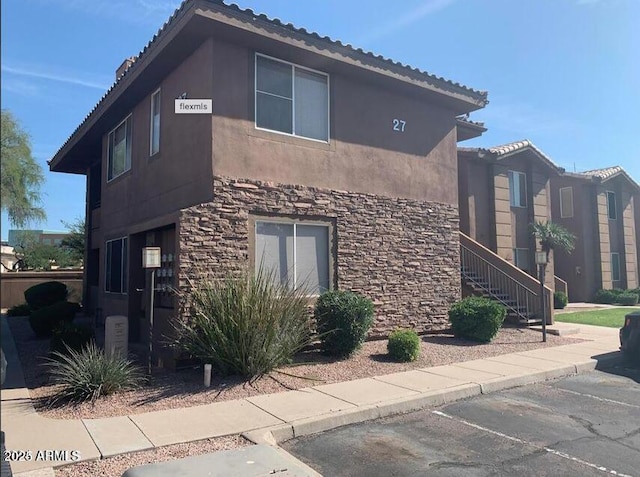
xmin=459 ymin=232 xmax=552 ymax=323
xmin=554 ymin=275 xmax=568 ymax=297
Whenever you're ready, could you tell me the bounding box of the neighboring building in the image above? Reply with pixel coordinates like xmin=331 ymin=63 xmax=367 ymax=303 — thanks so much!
xmin=49 ymin=0 xmax=488 ymax=366
xmin=458 ymin=140 xmax=563 ymax=286
xmin=7 ymin=230 xmax=69 ymax=247
xmin=1 ymin=242 xmax=17 ymax=272
xmin=551 ymin=166 xmax=639 ymax=302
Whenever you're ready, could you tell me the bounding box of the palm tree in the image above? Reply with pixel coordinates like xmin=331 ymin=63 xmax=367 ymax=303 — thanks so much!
xmin=530 ymin=220 xmax=576 ymax=262
xmin=530 ymin=220 xmax=576 ymax=340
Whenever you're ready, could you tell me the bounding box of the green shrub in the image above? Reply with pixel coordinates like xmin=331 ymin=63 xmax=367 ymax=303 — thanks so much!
xmin=593 ymin=289 xmax=617 ymax=305
xmin=618 ymin=292 xmax=639 ymax=306
xmin=171 ymin=267 xmax=313 ymax=378
xmin=24 ymin=281 xmax=68 ymax=310
xmin=387 ymin=329 xmax=421 ymax=362
xmin=448 ymin=297 xmax=506 ymax=343
xmin=44 ymin=342 xmax=145 ymax=404
xmin=6 ymin=303 xmax=30 ymax=317
xmin=315 ymin=290 xmax=375 ymax=357
xmin=50 ymin=322 xmax=94 ymax=355
xmin=29 ymin=301 xmax=80 ymax=338
xmin=554 ymin=291 xmax=568 ymax=309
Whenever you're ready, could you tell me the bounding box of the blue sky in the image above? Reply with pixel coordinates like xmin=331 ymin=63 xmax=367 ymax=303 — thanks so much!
xmin=1 ymin=0 xmax=638 ymax=240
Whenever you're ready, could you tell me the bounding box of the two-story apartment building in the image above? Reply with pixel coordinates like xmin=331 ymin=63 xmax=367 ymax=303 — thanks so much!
xmin=49 ymin=0 xmax=488 ymax=366
xmin=458 ymin=140 xmax=563 ymax=288
xmin=551 ymin=166 xmax=639 ymax=302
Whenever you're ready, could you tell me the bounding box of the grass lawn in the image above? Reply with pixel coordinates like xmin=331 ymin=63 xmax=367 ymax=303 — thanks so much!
xmin=556 ymin=307 xmax=640 ymax=328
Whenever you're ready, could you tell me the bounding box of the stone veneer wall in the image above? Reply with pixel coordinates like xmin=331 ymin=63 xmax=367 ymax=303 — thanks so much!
xmin=178 ymin=176 xmax=460 ymax=336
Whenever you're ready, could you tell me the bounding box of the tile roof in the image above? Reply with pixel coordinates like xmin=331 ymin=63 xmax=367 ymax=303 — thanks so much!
xmin=459 ymin=139 xmax=562 ymax=173
xmin=51 ymin=0 xmax=488 ymax=167
xmin=577 ymin=165 xmax=639 ymax=190
xmin=580 ymin=166 xmax=623 ymax=180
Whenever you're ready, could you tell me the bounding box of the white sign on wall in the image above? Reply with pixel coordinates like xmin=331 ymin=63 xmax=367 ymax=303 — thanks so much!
xmin=175 ymin=99 xmax=212 ymax=114
xmin=105 ymin=315 xmax=129 ymax=359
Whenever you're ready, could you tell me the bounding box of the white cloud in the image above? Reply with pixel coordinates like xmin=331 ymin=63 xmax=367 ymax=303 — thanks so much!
xmin=1 ymin=64 xmax=110 ymax=90
xmin=357 ymin=0 xmax=457 ymax=45
xmin=1 ymin=79 xmax=41 ymax=97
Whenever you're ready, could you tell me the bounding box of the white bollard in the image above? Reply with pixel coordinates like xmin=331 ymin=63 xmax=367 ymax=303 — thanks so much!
xmin=204 ymin=363 xmax=212 ymax=387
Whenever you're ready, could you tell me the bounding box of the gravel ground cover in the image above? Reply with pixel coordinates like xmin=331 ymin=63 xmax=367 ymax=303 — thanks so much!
xmin=7 ymin=315 xmax=583 ymax=420
xmin=54 ymin=435 xmax=250 ymax=477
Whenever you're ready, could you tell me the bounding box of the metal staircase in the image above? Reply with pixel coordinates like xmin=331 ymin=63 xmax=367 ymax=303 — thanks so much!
xmin=459 ymin=232 xmax=552 ymax=325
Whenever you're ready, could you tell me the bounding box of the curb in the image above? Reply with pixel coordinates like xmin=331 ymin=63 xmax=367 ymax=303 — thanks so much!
xmin=242 ymin=352 xmax=625 ymax=446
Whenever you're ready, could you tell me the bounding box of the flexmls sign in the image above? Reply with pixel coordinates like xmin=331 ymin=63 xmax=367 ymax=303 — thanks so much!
xmin=175 ymin=99 xmax=212 ymax=114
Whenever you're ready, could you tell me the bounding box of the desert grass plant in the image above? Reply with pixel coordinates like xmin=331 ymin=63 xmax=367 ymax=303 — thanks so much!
xmin=171 ymin=267 xmax=314 ymax=379
xmin=44 ymin=342 xmax=145 ymax=404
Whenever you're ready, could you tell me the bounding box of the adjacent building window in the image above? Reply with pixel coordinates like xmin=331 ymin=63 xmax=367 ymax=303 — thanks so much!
xmin=508 ymin=171 xmax=527 ymax=208
xmin=606 ymin=191 xmax=617 ymax=220
xmin=106 ymin=237 xmax=128 ymax=293
xmin=560 ymin=187 xmax=574 ymax=218
xmin=255 ymin=219 xmax=330 ymax=295
xmin=611 ymin=252 xmax=621 ymax=282
xmin=150 ymin=89 xmax=161 ymax=156
xmin=108 ymin=115 xmax=132 ymax=181
xmin=255 ymin=54 xmax=329 ymax=142
xmin=513 ymin=248 xmax=529 ymax=272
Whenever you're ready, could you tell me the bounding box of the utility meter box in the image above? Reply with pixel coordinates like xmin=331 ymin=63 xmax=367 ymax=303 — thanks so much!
xmin=105 ymin=315 xmax=129 ymax=358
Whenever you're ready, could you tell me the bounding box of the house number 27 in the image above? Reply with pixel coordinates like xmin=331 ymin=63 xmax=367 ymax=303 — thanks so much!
xmin=392 ymin=119 xmax=406 ymax=132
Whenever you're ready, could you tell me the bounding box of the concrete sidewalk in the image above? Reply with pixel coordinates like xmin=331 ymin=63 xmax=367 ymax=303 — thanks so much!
xmin=1 ymin=319 xmax=623 ymax=475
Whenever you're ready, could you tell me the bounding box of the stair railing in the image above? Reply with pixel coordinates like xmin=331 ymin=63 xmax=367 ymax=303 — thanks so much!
xmin=459 ymin=232 xmax=552 ymax=323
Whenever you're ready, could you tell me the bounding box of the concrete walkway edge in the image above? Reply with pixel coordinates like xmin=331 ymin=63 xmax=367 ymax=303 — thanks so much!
xmin=1 ymin=318 xmax=624 ymax=474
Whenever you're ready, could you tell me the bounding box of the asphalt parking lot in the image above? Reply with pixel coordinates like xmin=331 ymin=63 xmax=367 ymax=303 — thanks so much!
xmin=283 ymin=367 xmax=640 ymax=476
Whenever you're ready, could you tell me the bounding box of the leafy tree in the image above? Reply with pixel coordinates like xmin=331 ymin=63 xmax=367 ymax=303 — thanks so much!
xmin=530 ymin=220 xmax=576 ymax=261
xmin=13 ymin=231 xmax=79 ymax=270
xmin=60 ymin=218 xmax=85 ymax=266
xmin=1 ymin=110 xmax=46 ymax=227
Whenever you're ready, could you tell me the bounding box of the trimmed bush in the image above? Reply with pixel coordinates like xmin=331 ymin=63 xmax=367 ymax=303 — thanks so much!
xmin=24 ymin=281 xmax=68 ymax=310
xmin=593 ymin=289 xmax=617 ymax=305
xmin=29 ymin=301 xmax=80 ymax=338
xmin=554 ymin=291 xmax=568 ymax=310
xmin=44 ymin=342 xmax=145 ymax=404
xmin=6 ymin=303 xmax=30 ymax=317
xmin=618 ymin=292 xmax=639 ymax=306
xmin=448 ymin=297 xmax=506 ymax=343
xmin=387 ymin=329 xmax=421 ymax=362
xmin=50 ymin=322 xmax=94 ymax=355
xmin=171 ymin=267 xmax=313 ymax=378
xmin=315 ymin=290 xmax=375 ymax=357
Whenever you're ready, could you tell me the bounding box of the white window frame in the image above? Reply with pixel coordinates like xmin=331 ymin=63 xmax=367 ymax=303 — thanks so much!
xmin=254 ymin=53 xmax=330 ymax=143
xmin=559 ymin=186 xmax=574 ymax=218
xmin=105 ymin=236 xmax=128 ymax=294
xmin=611 ymin=252 xmax=621 ymax=282
xmin=150 ymin=88 xmax=161 ymax=156
xmin=606 ymin=190 xmax=617 ymax=220
xmin=513 ymin=248 xmax=529 ymax=271
xmin=254 ymin=217 xmax=331 ymax=295
xmin=508 ymin=170 xmax=527 ymax=208
xmin=107 ymin=114 xmax=132 ymax=182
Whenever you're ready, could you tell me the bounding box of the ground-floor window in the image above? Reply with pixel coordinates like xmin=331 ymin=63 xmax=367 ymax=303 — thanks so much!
xmin=513 ymin=248 xmax=529 ymax=272
xmin=254 ymin=218 xmax=330 ymax=295
xmin=106 ymin=237 xmax=128 ymax=293
xmin=611 ymin=252 xmax=621 ymax=282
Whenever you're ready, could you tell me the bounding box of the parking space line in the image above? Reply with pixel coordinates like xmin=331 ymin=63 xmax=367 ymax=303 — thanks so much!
xmin=431 ymin=410 xmax=633 ymax=477
xmin=546 ymin=386 xmax=640 ymax=409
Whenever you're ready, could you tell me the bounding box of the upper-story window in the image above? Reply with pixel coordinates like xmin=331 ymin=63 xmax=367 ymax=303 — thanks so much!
xmin=108 ymin=115 xmax=132 ymax=181
xmin=508 ymin=171 xmax=527 ymax=208
xmin=606 ymin=191 xmax=617 ymax=220
xmin=560 ymin=186 xmax=574 ymax=218
xmin=255 ymin=54 xmax=329 ymax=142
xmin=150 ymin=89 xmax=161 ymax=156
